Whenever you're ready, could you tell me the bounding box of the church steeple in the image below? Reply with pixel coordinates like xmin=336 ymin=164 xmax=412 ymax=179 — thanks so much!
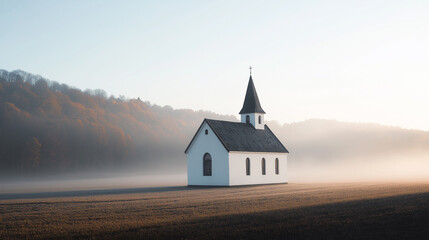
xmin=239 ymin=71 xmax=266 ymax=129
xmin=239 ymin=75 xmax=265 ymax=114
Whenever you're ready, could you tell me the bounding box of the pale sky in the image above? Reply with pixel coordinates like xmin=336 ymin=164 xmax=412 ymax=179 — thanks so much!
xmin=1 ymin=0 xmax=429 ymax=130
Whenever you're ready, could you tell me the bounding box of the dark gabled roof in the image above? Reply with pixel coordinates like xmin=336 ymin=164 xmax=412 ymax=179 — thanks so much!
xmin=185 ymin=119 xmax=289 ymax=153
xmin=239 ymin=75 xmax=266 ymax=114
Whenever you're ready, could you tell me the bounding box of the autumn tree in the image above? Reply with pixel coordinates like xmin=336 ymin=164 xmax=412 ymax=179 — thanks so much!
xmin=20 ymin=137 xmax=42 ymax=171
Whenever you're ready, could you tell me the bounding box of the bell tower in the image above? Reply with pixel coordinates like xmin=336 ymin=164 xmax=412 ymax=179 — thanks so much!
xmin=239 ymin=67 xmax=266 ymax=130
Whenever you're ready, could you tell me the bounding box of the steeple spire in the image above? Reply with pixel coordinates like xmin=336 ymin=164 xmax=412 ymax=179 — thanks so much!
xmin=239 ymin=74 xmax=265 ymax=114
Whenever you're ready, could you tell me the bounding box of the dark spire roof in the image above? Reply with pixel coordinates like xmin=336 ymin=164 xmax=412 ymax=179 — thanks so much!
xmin=239 ymin=75 xmax=266 ymax=114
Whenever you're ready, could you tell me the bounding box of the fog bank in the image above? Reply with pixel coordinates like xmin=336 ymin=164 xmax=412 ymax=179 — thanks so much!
xmin=1 ymin=70 xmax=429 ymax=186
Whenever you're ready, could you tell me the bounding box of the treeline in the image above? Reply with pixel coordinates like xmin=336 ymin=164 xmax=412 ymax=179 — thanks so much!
xmin=2 ymin=69 xmax=429 ymax=180
xmin=0 ymin=70 xmax=234 ymax=176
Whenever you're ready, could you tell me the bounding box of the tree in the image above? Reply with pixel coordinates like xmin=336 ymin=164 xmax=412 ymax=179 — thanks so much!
xmin=23 ymin=137 xmax=42 ymax=169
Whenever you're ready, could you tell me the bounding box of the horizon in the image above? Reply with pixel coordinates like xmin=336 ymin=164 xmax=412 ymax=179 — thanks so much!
xmin=2 ymin=68 xmax=429 ymax=184
xmin=1 ymin=1 xmax=429 ymax=130
xmin=0 ymin=0 xmax=429 ymax=240
xmin=2 ymin=68 xmax=428 ymax=132
xmin=2 ymin=2 xmax=429 ymax=237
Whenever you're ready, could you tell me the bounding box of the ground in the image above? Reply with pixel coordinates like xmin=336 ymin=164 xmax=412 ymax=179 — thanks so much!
xmin=1 ymin=182 xmax=429 ymax=239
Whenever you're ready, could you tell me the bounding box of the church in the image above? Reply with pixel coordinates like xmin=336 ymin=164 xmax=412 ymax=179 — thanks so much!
xmin=185 ymin=71 xmax=289 ymax=186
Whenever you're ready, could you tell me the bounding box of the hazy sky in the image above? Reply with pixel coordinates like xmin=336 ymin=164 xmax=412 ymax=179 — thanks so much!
xmin=1 ymin=0 xmax=429 ymax=130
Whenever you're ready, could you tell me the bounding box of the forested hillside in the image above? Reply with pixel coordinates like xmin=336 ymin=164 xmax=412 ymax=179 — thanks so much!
xmin=0 ymin=70 xmax=234 ymax=177
xmin=1 ymin=70 xmax=428 ymax=180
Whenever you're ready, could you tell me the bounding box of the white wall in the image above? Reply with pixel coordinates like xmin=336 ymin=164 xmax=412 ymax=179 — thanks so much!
xmin=240 ymin=113 xmax=265 ymax=129
xmin=229 ymin=151 xmax=287 ymax=186
xmin=186 ymin=122 xmax=229 ymax=186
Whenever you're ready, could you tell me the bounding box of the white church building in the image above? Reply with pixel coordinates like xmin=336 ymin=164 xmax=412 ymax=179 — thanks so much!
xmin=185 ymin=72 xmax=289 ymax=186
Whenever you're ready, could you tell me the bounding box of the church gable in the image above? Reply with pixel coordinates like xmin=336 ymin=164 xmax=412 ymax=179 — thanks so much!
xmin=184 ymin=120 xmax=228 ymax=154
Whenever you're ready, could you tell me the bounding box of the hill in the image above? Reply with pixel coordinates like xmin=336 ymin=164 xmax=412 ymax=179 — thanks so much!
xmin=1 ymin=70 xmax=428 ymax=181
xmin=0 ymin=70 xmax=235 ymax=177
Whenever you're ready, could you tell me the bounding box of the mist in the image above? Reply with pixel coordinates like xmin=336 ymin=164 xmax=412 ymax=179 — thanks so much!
xmin=270 ymin=119 xmax=429 ymax=182
xmin=1 ymin=69 xmax=429 ymax=191
xmin=0 ymin=69 xmax=234 ymax=180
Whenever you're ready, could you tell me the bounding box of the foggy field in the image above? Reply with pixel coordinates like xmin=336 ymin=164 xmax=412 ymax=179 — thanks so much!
xmin=1 ymin=182 xmax=429 ymax=239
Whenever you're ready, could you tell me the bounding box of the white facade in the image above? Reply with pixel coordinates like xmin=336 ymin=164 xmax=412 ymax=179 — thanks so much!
xmin=240 ymin=113 xmax=265 ymax=130
xmin=187 ymin=122 xmax=229 ymax=186
xmin=186 ymin=122 xmax=288 ymax=186
xmin=229 ymin=152 xmax=287 ymax=186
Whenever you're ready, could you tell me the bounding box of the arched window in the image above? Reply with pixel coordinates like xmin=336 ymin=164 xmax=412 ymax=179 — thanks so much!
xmin=275 ymin=158 xmax=279 ymax=174
xmin=205 ymin=129 xmax=208 ymax=135
xmin=246 ymin=115 xmax=250 ymax=124
xmin=258 ymin=115 xmax=262 ymax=124
xmin=246 ymin=158 xmax=250 ymax=175
xmin=261 ymin=158 xmax=266 ymax=175
xmin=203 ymin=153 xmax=212 ymax=176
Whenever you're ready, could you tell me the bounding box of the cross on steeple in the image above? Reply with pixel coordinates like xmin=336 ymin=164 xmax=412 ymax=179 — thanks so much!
xmin=249 ymin=66 xmax=252 ymax=75
xmin=239 ymin=73 xmax=265 ymax=115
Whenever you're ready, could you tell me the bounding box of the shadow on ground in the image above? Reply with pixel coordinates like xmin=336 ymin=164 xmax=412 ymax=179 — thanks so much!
xmin=101 ymin=192 xmax=429 ymax=240
xmin=0 ymin=186 xmax=209 ymax=200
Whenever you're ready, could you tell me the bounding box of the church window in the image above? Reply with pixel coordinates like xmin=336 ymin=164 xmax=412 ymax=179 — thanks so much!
xmin=205 ymin=129 xmax=208 ymax=135
xmin=275 ymin=158 xmax=279 ymax=174
xmin=203 ymin=153 xmax=212 ymax=176
xmin=262 ymin=158 xmax=266 ymax=175
xmin=246 ymin=115 xmax=250 ymax=124
xmin=246 ymin=158 xmax=251 ymax=175
xmin=258 ymin=115 xmax=261 ymax=124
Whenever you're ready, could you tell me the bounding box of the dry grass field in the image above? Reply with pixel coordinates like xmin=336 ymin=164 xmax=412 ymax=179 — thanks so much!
xmin=1 ymin=182 xmax=429 ymax=239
